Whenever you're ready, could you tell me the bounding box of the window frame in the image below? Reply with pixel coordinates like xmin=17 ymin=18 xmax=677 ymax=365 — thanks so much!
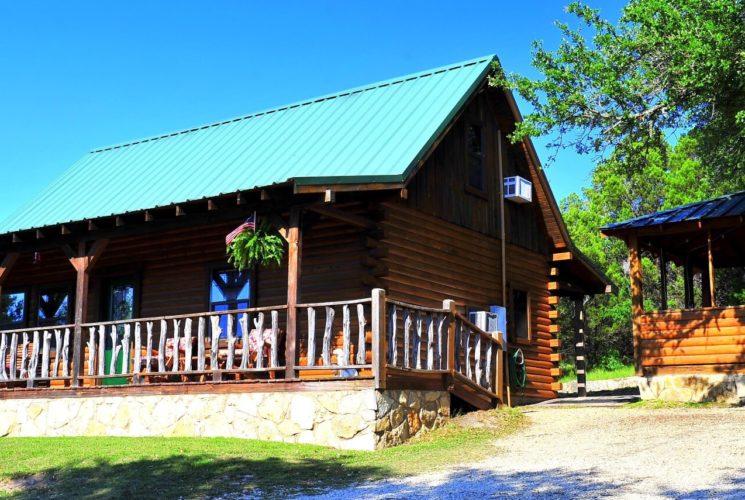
xmin=0 ymin=287 xmax=29 ymax=330
xmin=206 ymin=264 xmax=256 ymax=314
xmin=36 ymin=283 xmax=75 ymax=327
xmin=509 ymin=285 xmax=532 ymax=345
xmin=465 ymin=122 xmax=486 ymax=195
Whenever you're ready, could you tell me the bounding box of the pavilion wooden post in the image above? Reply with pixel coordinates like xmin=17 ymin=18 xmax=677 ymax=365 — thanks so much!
xmin=572 ymin=297 xmax=587 ymax=398
xmin=372 ymin=288 xmax=386 ymax=389
xmin=684 ymin=257 xmax=695 ymax=309
xmin=67 ymin=240 xmax=108 ymax=387
xmin=628 ymin=235 xmax=644 ymax=376
xmin=659 ymin=249 xmax=668 ymax=311
xmin=707 ymin=229 xmax=716 ymax=307
xmin=284 ymin=207 xmax=302 ymax=380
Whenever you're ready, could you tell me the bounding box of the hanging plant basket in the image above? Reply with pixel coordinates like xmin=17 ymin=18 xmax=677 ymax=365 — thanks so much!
xmin=226 ymin=220 xmax=285 ymax=270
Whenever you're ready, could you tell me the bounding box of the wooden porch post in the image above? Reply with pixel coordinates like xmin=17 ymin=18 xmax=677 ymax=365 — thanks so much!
xmin=284 ymin=207 xmax=302 ymax=380
xmin=628 ymin=235 xmax=644 ymax=376
xmin=707 ymin=229 xmax=716 ymax=307
xmin=573 ymin=296 xmax=587 ymax=398
xmin=659 ymin=249 xmax=668 ymax=311
xmin=67 ymin=240 xmax=108 ymax=387
xmin=684 ymin=257 xmax=695 ymax=309
xmin=372 ymin=288 xmax=386 ymax=389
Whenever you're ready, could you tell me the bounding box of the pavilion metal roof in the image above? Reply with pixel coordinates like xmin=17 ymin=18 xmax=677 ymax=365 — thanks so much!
xmin=602 ymin=190 xmax=745 ymax=234
xmin=0 ymin=55 xmax=495 ymax=235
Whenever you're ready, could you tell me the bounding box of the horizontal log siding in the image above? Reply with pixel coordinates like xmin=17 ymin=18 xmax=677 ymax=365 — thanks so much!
xmin=505 ymin=242 xmax=556 ymax=400
xmin=379 ymin=201 xmax=502 ymax=308
xmin=639 ymin=306 xmax=745 ymax=375
xmin=3 ymin=215 xmax=368 ymax=324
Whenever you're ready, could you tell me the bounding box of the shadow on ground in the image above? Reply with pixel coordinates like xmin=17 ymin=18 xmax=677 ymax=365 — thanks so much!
xmin=301 ymin=466 xmax=745 ymax=499
xmin=4 ymin=455 xmax=387 ymax=499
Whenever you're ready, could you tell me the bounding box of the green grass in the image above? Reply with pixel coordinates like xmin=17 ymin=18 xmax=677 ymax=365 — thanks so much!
xmin=0 ymin=408 xmax=525 ymax=499
xmin=559 ymin=363 xmax=635 ymax=384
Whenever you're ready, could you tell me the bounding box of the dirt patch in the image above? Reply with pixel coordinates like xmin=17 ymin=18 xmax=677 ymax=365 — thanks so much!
xmin=0 ymin=473 xmax=53 ymax=495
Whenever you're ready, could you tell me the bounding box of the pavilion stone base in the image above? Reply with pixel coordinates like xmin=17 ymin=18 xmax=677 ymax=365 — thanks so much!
xmin=0 ymin=388 xmax=449 ymax=450
xmin=639 ymin=374 xmax=745 ymax=404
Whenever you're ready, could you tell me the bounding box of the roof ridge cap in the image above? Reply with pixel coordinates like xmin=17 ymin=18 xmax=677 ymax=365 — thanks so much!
xmin=90 ymin=54 xmax=496 ymax=154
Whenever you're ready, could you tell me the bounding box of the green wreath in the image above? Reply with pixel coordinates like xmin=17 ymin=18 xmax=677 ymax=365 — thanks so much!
xmin=226 ymin=220 xmax=285 ymax=270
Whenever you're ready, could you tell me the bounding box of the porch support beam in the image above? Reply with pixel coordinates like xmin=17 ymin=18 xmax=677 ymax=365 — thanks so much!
xmin=0 ymin=253 xmax=20 ymax=310
xmin=306 ymin=205 xmax=377 ymax=230
xmin=285 ymin=208 xmax=302 ymax=380
xmin=67 ymin=240 xmax=109 ymax=387
xmin=628 ymin=235 xmax=643 ymax=376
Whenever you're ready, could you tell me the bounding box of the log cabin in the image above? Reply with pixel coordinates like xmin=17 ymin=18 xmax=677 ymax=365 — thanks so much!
xmin=602 ymin=191 xmax=745 ymax=403
xmin=0 ymin=55 xmax=610 ymax=448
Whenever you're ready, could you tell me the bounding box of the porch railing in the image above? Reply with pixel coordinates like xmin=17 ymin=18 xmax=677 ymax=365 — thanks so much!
xmin=0 ymin=289 xmax=505 ymax=404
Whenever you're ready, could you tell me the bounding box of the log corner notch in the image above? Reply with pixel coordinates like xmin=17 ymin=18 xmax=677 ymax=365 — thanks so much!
xmin=63 ymin=240 xmax=109 ymax=386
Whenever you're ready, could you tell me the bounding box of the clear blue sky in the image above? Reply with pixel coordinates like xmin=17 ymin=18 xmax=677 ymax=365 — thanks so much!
xmin=0 ymin=0 xmax=625 ymax=222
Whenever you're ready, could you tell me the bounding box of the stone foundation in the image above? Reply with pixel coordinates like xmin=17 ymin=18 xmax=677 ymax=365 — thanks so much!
xmin=639 ymin=374 xmax=745 ymax=404
xmin=0 ymin=388 xmax=449 ymax=450
xmin=374 ymin=390 xmax=450 ymax=447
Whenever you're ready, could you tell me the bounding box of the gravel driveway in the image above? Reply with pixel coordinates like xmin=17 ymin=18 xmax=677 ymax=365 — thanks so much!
xmin=299 ymin=405 xmax=745 ymax=499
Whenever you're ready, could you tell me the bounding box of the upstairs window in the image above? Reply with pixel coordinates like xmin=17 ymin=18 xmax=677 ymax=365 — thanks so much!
xmin=466 ymin=124 xmax=485 ymax=192
xmin=209 ymin=269 xmax=252 ymax=337
xmin=38 ymin=287 xmax=72 ymax=327
xmin=0 ymin=290 xmax=26 ymax=329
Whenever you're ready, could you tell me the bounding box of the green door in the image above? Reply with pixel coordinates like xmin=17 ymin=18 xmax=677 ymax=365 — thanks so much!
xmin=102 ymin=278 xmax=136 ymax=386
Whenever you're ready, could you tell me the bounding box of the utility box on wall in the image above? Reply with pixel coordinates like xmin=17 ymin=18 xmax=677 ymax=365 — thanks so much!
xmin=504 ymin=176 xmax=532 ymax=203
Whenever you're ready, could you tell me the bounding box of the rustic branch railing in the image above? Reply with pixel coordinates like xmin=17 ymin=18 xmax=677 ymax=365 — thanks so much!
xmin=453 ymin=312 xmax=503 ymax=396
xmin=293 ymin=297 xmax=373 ymax=378
xmin=0 ymin=325 xmax=74 ymax=385
xmin=77 ymin=306 xmax=288 ymax=383
xmin=386 ymin=299 xmax=449 ymax=371
xmin=383 ymin=297 xmax=504 ymax=402
xmin=0 ymin=288 xmax=503 ymax=404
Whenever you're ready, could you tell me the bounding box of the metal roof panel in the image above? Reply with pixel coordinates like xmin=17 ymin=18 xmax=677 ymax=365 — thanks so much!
xmin=0 ymin=55 xmax=495 ymax=235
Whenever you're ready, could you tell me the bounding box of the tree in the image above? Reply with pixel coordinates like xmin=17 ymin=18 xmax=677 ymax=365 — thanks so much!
xmin=557 ymin=136 xmax=721 ymax=367
xmin=491 ymin=0 xmax=745 ymax=182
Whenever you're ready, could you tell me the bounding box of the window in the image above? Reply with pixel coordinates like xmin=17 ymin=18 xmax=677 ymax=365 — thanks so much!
xmin=38 ymin=287 xmax=72 ymax=327
xmin=0 ymin=290 xmax=26 ymax=329
xmin=511 ymin=288 xmax=530 ymax=341
xmin=209 ymin=269 xmax=252 ymax=337
xmin=466 ymin=124 xmax=485 ymax=192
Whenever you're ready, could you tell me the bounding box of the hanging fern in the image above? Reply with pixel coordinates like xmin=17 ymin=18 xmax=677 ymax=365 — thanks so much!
xmin=226 ymin=220 xmax=285 ymax=270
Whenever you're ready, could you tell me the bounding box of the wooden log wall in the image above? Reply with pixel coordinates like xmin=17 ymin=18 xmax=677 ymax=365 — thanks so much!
xmin=639 ymin=306 xmax=745 ymax=375
xmin=505 ymin=242 xmax=560 ymax=401
xmin=2 ymin=210 xmax=371 ymax=367
xmin=378 ymin=201 xmax=503 ymax=309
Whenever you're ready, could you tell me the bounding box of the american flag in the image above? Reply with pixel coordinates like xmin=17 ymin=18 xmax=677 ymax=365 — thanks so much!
xmin=225 ymin=212 xmax=256 ymax=246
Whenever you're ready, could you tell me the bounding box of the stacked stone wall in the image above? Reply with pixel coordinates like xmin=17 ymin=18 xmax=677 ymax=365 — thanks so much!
xmin=0 ymin=388 xmax=451 ymax=450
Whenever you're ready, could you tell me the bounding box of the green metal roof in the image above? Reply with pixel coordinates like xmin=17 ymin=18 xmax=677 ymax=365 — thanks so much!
xmin=0 ymin=55 xmax=495 ymax=235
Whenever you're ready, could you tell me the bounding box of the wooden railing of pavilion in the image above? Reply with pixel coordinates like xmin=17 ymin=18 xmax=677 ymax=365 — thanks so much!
xmin=0 ymin=289 xmax=505 ymax=406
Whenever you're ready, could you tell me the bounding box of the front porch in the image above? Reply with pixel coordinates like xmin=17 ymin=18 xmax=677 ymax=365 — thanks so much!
xmin=0 ymin=286 xmax=504 ymax=448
